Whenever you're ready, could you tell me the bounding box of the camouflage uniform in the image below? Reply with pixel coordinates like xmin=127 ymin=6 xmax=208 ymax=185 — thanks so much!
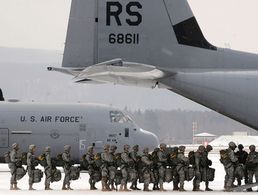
xmin=203 ymin=145 xmax=213 ymax=191
xmin=129 ymin=145 xmax=140 ymax=190
xmin=169 ymin=147 xmax=180 ymax=191
xmin=193 ymin=145 xmax=205 ymax=191
xmin=120 ymin=145 xmax=134 ymax=191
xmin=176 ymin=146 xmax=189 ymax=191
xmin=235 ymin=144 xmax=248 ymax=185
xmin=223 ymin=142 xmax=238 ymax=192
xmin=62 ymin=145 xmax=73 ymax=190
xmin=9 ymin=143 xmax=21 ymax=190
xmin=151 ymin=148 xmax=160 ymax=190
xmin=246 ymin=145 xmax=258 ymax=191
xmin=100 ymin=144 xmax=112 ymax=191
xmin=141 ymin=148 xmax=153 ymax=191
xmin=44 ymin=146 xmax=52 ymax=190
xmin=85 ymin=146 xmax=97 ymax=190
xmin=27 ymin=144 xmax=37 ymax=190
xmin=157 ymin=143 xmax=167 ymax=191
xmin=109 ymin=145 xmax=117 ymax=190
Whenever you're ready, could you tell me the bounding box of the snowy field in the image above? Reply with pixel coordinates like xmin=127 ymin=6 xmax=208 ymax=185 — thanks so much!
xmin=0 ymin=154 xmax=256 ymax=194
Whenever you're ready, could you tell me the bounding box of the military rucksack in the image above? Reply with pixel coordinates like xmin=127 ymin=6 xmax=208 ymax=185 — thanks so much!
xmin=38 ymin=153 xmax=47 ymax=167
xmin=80 ymin=154 xmax=89 ymax=170
xmin=220 ymin=149 xmax=230 ymax=165
xmin=70 ymin=166 xmax=80 ymax=180
xmin=51 ymin=168 xmax=62 ymax=182
xmin=16 ymin=167 xmax=26 ymax=180
xmin=188 ymin=151 xmax=195 ymax=165
xmin=4 ymin=151 xmax=10 ymax=163
xmin=33 ymin=169 xmax=43 ymax=183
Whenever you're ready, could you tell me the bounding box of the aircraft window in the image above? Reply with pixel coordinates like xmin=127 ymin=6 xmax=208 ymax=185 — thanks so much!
xmin=110 ymin=111 xmax=128 ymax=123
xmin=125 ymin=128 xmax=129 ymax=137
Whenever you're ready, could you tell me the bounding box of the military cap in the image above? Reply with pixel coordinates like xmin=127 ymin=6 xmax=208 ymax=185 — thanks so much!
xmin=110 ymin=145 xmax=117 ymax=151
xmin=238 ymin=144 xmax=244 ymax=150
xmin=87 ymin=146 xmax=94 ymax=152
xmin=206 ymin=145 xmax=213 ymax=151
xmin=160 ymin=143 xmax=166 ymax=148
xmin=198 ymin=145 xmax=205 ymax=152
xmin=12 ymin=143 xmax=19 ymax=150
xmin=64 ymin=145 xmax=71 ymax=152
xmin=29 ymin=144 xmax=36 ymax=151
xmin=124 ymin=144 xmax=130 ymax=150
xmin=249 ymin=145 xmax=256 ymax=151
xmin=229 ymin=141 xmax=237 ymax=148
xmin=179 ymin=146 xmax=186 ymax=152
xmin=44 ymin=146 xmax=51 ymax=152
xmin=104 ymin=144 xmax=110 ymax=151
xmin=133 ymin=145 xmax=139 ymax=150
xmin=143 ymin=148 xmax=149 ymax=154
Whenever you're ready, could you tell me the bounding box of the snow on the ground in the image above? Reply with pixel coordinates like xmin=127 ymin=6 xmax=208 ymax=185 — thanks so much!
xmin=0 ymin=154 xmax=256 ymax=194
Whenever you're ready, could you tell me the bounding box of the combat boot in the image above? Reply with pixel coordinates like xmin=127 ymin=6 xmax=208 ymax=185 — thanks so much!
xmin=119 ymin=184 xmax=124 ymax=191
xmin=62 ymin=184 xmax=68 ymax=190
xmin=153 ymin=184 xmax=159 ymax=190
xmin=223 ymin=187 xmax=232 ymax=192
xmin=29 ymin=184 xmax=36 ymax=190
xmin=45 ymin=186 xmax=53 ymax=190
xmin=179 ymin=185 xmax=186 ymax=192
xmin=159 ymin=184 xmax=167 ymax=191
xmin=67 ymin=184 xmax=73 ymax=190
xmin=10 ymin=184 xmax=14 ymax=190
xmin=143 ymin=185 xmax=151 ymax=191
xmin=205 ymin=187 xmax=213 ymax=191
xmin=13 ymin=184 xmax=21 ymax=190
xmin=124 ymin=184 xmax=131 ymax=192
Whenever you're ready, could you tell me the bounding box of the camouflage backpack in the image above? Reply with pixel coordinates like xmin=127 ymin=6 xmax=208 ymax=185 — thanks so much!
xmin=188 ymin=151 xmax=195 ymax=165
xmin=220 ymin=149 xmax=230 ymax=165
xmin=80 ymin=154 xmax=89 ymax=170
xmin=33 ymin=169 xmax=43 ymax=183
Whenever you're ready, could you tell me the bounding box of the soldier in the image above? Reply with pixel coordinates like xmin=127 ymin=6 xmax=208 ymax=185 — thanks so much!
xmin=151 ymin=148 xmax=160 ymax=190
xmin=169 ymin=147 xmax=180 ymax=191
xmin=129 ymin=144 xmax=140 ymax=190
xmin=62 ymin=145 xmax=73 ymax=190
xmin=157 ymin=143 xmax=167 ymax=191
xmin=27 ymin=144 xmax=37 ymax=190
xmin=235 ymin=144 xmax=248 ymax=185
xmin=141 ymin=148 xmax=153 ymax=191
xmin=44 ymin=146 xmax=52 ymax=190
xmin=85 ymin=146 xmax=98 ymax=190
xmin=9 ymin=143 xmax=21 ymax=190
xmin=177 ymin=146 xmax=189 ymax=191
xmin=222 ymin=141 xmax=238 ymax=192
xmin=193 ymin=145 xmax=205 ymax=191
xmin=246 ymin=145 xmax=258 ymax=191
xmin=203 ymin=145 xmax=213 ymax=191
xmin=101 ymin=144 xmax=112 ymax=191
xmin=120 ymin=144 xmax=134 ymax=191
xmin=109 ymin=145 xmax=117 ymax=190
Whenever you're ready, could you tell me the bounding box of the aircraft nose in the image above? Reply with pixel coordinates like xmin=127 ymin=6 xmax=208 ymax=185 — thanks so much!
xmin=136 ymin=129 xmax=159 ymax=151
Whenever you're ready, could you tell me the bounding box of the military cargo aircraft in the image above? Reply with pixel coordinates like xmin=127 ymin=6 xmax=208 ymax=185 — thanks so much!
xmin=48 ymin=0 xmax=258 ymax=131
xmin=0 ymin=100 xmax=159 ymax=162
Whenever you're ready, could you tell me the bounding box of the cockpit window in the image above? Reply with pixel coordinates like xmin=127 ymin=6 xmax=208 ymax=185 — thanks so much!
xmin=110 ymin=111 xmax=129 ymax=123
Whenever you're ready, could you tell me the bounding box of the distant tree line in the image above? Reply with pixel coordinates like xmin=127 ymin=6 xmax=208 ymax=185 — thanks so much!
xmin=125 ymin=109 xmax=257 ymax=144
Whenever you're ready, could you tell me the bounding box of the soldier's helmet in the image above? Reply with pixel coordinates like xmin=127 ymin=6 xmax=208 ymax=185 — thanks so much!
xmin=229 ymin=141 xmax=237 ymax=149
xmin=104 ymin=144 xmax=110 ymax=151
xmin=143 ymin=148 xmax=149 ymax=154
xmin=12 ymin=143 xmax=19 ymax=150
xmin=133 ymin=145 xmax=139 ymax=151
xmin=124 ymin=144 xmax=130 ymax=151
xmin=64 ymin=145 xmax=71 ymax=152
xmin=87 ymin=146 xmax=94 ymax=152
xmin=249 ymin=145 xmax=256 ymax=151
xmin=198 ymin=145 xmax=205 ymax=152
xmin=179 ymin=146 xmax=186 ymax=152
xmin=206 ymin=145 xmax=213 ymax=151
xmin=44 ymin=146 xmax=51 ymax=152
xmin=160 ymin=143 xmax=166 ymax=150
xmin=110 ymin=145 xmax=117 ymax=152
xmin=238 ymin=144 xmax=244 ymax=150
xmin=29 ymin=144 xmax=36 ymax=151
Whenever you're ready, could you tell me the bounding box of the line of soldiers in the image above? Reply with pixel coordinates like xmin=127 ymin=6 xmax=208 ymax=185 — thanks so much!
xmin=6 ymin=141 xmax=258 ymax=192
xmin=220 ymin=141 xmax=258 ymax=192
xmin=82 ymin=143 xmax=215 ymax=192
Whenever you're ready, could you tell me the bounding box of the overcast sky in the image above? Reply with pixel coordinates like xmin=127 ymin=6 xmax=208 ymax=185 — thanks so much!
xmin=0 ymin=0 xmax=258 ymax=53
xmin=0 ymin=0 xmax=258 ymax=111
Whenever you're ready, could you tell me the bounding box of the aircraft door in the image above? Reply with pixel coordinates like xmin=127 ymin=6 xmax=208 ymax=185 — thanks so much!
xmin=0 ymin=128 xmax=9 ymax=148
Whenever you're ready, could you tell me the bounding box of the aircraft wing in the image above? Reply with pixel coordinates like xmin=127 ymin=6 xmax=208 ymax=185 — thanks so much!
xmin=48 ymin=59 xmax=174 ymax=88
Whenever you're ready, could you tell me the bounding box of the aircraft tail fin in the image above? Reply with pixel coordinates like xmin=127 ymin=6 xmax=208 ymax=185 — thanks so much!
xmin=62 ymin=0 xmax=216 ymax=70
